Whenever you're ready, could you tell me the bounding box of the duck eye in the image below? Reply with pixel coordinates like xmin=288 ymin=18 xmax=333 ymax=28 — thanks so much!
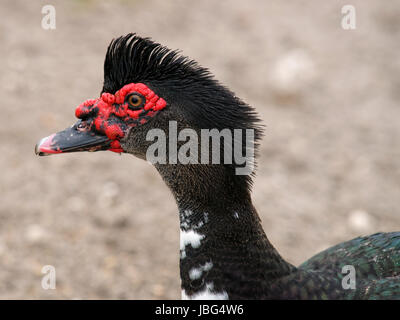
xmin=126 ymin=93 xmax=144 ymax=110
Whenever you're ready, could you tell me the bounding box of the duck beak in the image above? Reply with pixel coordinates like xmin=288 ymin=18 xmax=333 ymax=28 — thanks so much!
xmin=35 ymin=120 xmax=111 ymax=156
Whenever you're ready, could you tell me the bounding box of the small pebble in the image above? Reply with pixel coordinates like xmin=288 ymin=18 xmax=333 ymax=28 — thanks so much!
xmin=25 ymin=224 xmax=47 ymax=243
xmin=271 ymin=49 xmax=316 ymax=95
xmin=348 ymin=209 xmax=373 ymax=233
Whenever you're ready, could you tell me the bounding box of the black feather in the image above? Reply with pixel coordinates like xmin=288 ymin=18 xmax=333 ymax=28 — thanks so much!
xmin=102 ymin=33 xmax=263 ymax=189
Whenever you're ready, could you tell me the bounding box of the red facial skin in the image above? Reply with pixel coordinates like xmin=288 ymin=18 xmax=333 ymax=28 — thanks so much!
xmin=75 ymin=83 xmax=167 ymax=153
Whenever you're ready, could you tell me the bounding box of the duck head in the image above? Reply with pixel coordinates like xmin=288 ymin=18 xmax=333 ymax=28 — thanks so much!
xmin=35 ymin=33 xmax=261 ymax=190
xmin=35 ymin=82 xmax=167 ymax=156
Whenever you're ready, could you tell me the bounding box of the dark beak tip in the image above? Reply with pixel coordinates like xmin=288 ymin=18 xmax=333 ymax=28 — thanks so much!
xmin=34 ymin=143 xmax=41 ymax=156
xmin=35 ymin=122 xmax=111 ymax=156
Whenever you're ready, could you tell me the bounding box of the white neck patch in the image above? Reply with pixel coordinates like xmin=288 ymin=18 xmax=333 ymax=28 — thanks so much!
xmin=180 ymin=229 xmax=205 ymax=250
xmin=180 ymin=229 xmax=205 ymax=259
xmin=189 ymin=261 xmax=213 ymax=280
xmin=182 ymin=282 xmax=229 ymax=300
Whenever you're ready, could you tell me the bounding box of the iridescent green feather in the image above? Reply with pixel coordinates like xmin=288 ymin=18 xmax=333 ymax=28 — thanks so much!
xmin=296 ymin=232 xmax=400 ymax=299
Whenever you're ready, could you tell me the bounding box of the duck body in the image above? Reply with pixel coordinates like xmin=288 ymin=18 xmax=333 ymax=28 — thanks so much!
xmin=294 ymin=232 xmax=400 ymax=299
xmin=177 ymin=193 xmax=400 ymax=299
xmin=35 ymin=34 xmax=400 ymax=300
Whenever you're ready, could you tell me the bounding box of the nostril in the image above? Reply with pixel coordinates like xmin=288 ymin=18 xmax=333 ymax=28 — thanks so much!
xmin=77 ymin=121 xmax=86 ymax=130
xmin=76 ymin=120 xmax=93 ymax=132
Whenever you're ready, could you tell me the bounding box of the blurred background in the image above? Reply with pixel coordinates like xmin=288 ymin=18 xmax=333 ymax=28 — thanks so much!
xmin=0 ymin=0 xmax=399 ymax=299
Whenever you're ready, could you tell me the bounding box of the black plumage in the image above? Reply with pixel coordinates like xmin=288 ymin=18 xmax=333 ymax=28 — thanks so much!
xmin=37 ymin=33 xmax=400 ymax=299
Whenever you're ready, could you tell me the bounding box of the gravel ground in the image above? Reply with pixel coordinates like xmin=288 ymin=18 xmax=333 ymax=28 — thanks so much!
xmin=0 ymin=0 xmax=399 ymax=299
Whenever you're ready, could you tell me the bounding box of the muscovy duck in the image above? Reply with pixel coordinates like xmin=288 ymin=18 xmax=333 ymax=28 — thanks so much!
xmin=35 ymin=34 xmax=400 ymax=299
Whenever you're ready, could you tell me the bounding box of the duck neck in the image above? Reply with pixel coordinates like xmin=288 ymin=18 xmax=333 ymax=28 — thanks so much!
xmin=155 ymin=163 xmax=295 ymax=299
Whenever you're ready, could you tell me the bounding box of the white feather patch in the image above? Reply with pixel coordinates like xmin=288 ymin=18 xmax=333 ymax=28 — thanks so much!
xmin=189 ymin=261 xmax=213 ymax=280
xmin=180 ymin=229 xmax=205 ymax=259
xmin=182 ymin=282 xmax=228 ymax=300
xmin=180 ymin=230 xmax=205 ymax=250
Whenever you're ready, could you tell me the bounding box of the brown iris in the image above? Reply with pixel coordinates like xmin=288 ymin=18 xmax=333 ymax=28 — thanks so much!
xmin=126 ymin=93 xmax=144 ymax=110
